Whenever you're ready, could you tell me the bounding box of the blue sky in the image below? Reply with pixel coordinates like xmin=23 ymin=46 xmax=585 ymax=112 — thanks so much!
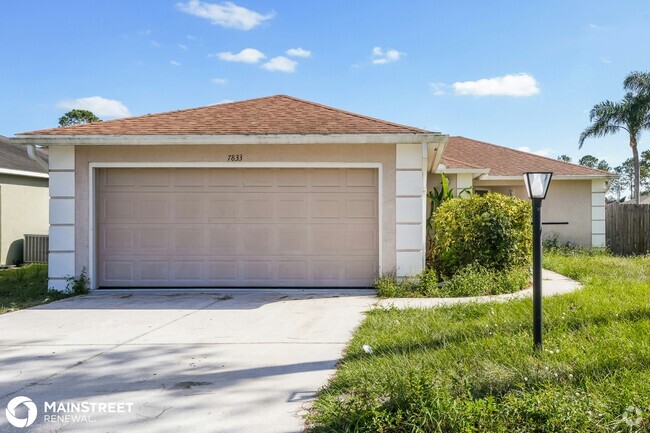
xmin=1 ymin=0 xmax=649 ymax=166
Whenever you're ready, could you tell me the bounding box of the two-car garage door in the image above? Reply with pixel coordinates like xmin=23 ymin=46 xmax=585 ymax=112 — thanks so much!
xmin=96 ymin=167 xmax=379 ymax=288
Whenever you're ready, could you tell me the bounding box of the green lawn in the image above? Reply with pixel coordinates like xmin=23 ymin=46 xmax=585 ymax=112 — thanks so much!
xmin=308 ymin=251 xmax=650 ymax=432
xmin=0 ymin=265 xmax=71 ymax=314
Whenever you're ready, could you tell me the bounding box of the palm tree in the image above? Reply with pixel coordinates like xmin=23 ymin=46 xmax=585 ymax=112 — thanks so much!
xmin=624 ymin=71 xmax=650 ymax=96
xmin=579 ymin=91 xmax=650 ymax=203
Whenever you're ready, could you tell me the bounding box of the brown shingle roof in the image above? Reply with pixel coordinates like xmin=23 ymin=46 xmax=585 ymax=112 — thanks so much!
xmin=19 ymin=95 xmax=429 ymax=136
xmin=440 ymin=155 xmax=487 ymax=170
xmin=443 ymin=136 xmax=613 ymax=177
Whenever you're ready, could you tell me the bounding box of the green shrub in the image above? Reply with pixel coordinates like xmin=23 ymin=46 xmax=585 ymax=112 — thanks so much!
xmin=433 ymin=193 xmax=532 ymax=279
xmin=65 ymin=267 xmax=90 ymax=295
xmin=375 ymin=268 xmax=439 ymax=298
xmin=443 ymin=265 xmax=531 ymax=297
xmin=376 ymin=266 xmax=530 ymax=298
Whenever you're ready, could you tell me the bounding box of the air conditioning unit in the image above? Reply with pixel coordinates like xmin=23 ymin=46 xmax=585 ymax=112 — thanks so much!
xmin=24 ymin=234 xmax=48 ymax=263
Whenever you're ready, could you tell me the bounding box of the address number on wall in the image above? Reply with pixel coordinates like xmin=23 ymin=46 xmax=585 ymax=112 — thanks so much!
xmin=227 ymin=154 xmax=243 ymax=161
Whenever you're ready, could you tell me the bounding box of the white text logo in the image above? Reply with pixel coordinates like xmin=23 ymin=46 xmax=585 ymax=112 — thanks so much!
xmin=5 ymin=396 xmax=38 ymax=428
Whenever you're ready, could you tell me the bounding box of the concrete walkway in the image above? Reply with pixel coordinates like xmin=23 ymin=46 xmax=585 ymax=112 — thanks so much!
xmin=376 ymin=269 xmax=582 ymax=309
xmin=0 ymin=291 xmax=375 ymax=433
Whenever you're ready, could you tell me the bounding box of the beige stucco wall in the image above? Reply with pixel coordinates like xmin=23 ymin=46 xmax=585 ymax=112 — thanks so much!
xmin=427 ymin=173 xmax=593 ymax=247
xmin=474 ymin=179 xmax=592 ymax=246
xmin=0 ymin=174 xmax=49 ymax=264
xmin=74 ymin=144 xmax=397 ymax=278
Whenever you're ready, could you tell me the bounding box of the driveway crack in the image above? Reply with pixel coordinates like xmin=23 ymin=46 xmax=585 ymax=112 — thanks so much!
xmin=1 ymin=297 xmax=225 ymax=399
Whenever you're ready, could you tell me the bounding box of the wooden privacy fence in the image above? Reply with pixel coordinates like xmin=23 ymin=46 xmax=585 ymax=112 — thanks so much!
xmin=606 ymin=204 xmax=650 ymax=256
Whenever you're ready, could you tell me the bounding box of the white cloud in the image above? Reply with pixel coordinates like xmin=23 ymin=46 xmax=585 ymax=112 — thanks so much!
xmin=217 ymin=48 xmax=266 ymax=63
xmin=187 ymin=34 xmax=197 ymax=40
xmin=56 ymin=96 xmax=131 ymax=118
xmin=453 ymin=73 xmax=540 ymax=97
xmin=517 ymin=146 xmax=552 ymax=157
xmin=429 ymin=82 xmax=447 ymax=96
xmin=286 ymin=48 xmax=311 ymax=58
xmin=261 ymin=56 xmax=297 ymax=73
xmin=372 ymin=47 xmax=404 ymax=64
xmin=599 ymin=57 xmax=611 ymax=64
xmin=151 ymin=40 xmax=161 ymax=48
xmin=176 ymin=0 xmax=274 ymax=30
xmin=211 ymin=77 xmax=228 ymax=85
xmin=214 ymin=99 xmax=235 ymax=104
xmin=170 ymin=60 xmax=181 ymax=66
xmin=178 ymin=43 xmax=188 ymax=50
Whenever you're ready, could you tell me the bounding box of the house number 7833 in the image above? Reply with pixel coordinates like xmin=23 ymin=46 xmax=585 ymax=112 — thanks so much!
xmin=227 ymin=154 xmax=243 ymax=161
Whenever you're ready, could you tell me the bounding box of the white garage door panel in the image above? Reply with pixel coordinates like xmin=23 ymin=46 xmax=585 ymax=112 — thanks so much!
xmin=97 ymin=168 xmax=379 ymax=287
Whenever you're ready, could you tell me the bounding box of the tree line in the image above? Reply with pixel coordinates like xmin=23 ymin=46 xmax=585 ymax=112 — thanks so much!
xmin=557 ymin=152 xmax=650 ymax=201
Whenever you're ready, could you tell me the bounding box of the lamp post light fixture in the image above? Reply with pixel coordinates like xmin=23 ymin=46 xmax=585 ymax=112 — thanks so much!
xmin=523 ymin=172 xmax=553 ymax=351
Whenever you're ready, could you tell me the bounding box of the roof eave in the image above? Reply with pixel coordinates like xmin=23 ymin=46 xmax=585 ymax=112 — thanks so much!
xmin=0 ymin=168 xmax=49 ymax=179
xmin=12 ymin=133 xmax=446 ymax=146
xmin=436 ymin=167 xmax=490 ymax=175
xmin=480 ymin=174 xmax=618 ymax=181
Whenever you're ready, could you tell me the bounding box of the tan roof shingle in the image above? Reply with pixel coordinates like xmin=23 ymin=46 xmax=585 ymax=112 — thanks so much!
xmin=20 ymin=95 xmax=429 ymax=136
xmin=443 ymin=136 xmax=613 ymax=177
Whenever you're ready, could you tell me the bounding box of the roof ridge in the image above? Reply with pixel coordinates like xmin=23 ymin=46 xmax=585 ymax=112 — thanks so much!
xmin=27 ymin=95 xmax=283 ymax=135
xmin=277 ymin=95 xmax=429 ymax=133
xmin=451 ymin=136 xmax=613 ymax=176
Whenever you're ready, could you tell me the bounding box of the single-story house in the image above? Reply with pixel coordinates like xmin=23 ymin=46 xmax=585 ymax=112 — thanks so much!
xmin=433 ymin=136 xmax=615 ymax=248
xmin=0 ymin=136 xmax=49 ymax=265
xmin=12 ymin=95 xmax=614 ymax=290
xmin=619 ymin=194 xmax=650 ymax=204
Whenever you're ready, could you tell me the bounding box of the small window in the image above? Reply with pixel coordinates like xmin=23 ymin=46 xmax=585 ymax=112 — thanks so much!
xmin=475 ymin=189 xmax=489 ymax=196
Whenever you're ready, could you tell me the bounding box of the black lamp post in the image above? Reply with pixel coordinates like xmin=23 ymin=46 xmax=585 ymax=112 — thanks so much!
xmin=523 ymin=171 xmax=553 ymax=351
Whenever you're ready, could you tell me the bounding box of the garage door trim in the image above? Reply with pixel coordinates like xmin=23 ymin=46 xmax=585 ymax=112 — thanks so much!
xmin=87 ymin=162 xmax=383 ymax=290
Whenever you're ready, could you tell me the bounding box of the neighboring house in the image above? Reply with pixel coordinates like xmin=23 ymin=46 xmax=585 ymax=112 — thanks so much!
xmin=12 ymin=95 xmax=614 ymax=290
xmin=433 ymin=136 xmax=616 ymax=248
xmin=0 ymin=136 xmax=49 ymax=265
xmin=619 ymin=194 xmax=650 ymax=204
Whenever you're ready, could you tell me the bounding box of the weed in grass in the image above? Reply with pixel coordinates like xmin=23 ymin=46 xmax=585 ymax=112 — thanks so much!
xmin=0 ymin=265 xmax=79 ymax=314
xmin=308 ymin=251 xmax=650 ymax=432
xmin=376 ymin=266 xmax=530 ymax=298
xmin=65 ymin=267 xmax=91 ymax=295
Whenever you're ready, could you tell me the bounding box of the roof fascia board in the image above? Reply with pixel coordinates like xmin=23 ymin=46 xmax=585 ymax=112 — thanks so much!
xmin=0 ymin=168 xmax=49 ymax=179
xmin=435 ymin=168 xmax=490 ymax=175
xmin=428 ymin=136 xmax=448 ymax=172
xmin=12 ymin=133 xmax=446 ymax=146
xmin=481 ymin=174 xmax=618 ymax=181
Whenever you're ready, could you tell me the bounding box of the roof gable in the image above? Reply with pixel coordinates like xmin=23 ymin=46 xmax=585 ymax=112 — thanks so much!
xmin=19 ymin=95 xmax=429 ymax=136
xmin=442 ymin=136 xmax=613 ymax=177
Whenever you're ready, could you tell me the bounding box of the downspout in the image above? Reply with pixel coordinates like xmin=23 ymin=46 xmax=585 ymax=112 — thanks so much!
xmin=26 ymin=145 xmax=49 ymax=171
xmin=422 ymin=142 xmax=428 ymax=270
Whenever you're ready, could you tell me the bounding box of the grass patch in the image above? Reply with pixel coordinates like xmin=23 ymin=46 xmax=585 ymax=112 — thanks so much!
xmin=308 ymin=251 xmax=650 ymax=432
xmin=0 ymin=265 xmax=75 ymax=314
xmin=376 ymin=266 xmax=531 ymax=298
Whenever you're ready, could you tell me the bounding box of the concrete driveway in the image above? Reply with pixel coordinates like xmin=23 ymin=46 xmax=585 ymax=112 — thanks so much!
xmin=0 ymin=291 xmax=374 ymax=433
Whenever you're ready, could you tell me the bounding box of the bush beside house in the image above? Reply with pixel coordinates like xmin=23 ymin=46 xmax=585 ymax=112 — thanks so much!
xmin=378 ymin=193 xmax=532 ymax=298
